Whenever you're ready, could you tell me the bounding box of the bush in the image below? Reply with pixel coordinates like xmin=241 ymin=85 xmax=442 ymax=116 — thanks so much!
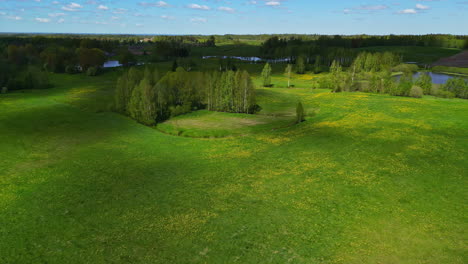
xmin=1 ymin=87 xmax=7 ymax=94
xmin=443 ymin=78 xmax=468 ymax=99
xmin=392 ymin=63 xmax=418 ymax=73
xmin=409 ymin=86 xmax=423 ymax=98
xmin=65 ymin=65 xmax=79 ymax=74
xmin=436 ymin=90 xmax=455 ymax=98
xmin=86 ymin=66 xmax=99 ymax=76
xmin=170 ymin=103 xmax=192 ymax=117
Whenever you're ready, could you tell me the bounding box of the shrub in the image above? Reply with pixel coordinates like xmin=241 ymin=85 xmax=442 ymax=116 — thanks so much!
xmin=409 ymin=86 xmax=423 ymax=98
xmin=392 ymin=63 xmax=418 ymax=73
xmin=436 ymin=90 xmax=455 ymax=99
xmin=1 ymin=87 xmax=7 ymax=94
xmin=443 ymin=78 xmax=468 ymax=99
xmin=430 ymin=85 xmax=440 ymax=96
xmin=86 ymin=66 xmax=99 ymax=76
xmin=170 ymin=103 xmax=192 ymax=117
xmin=65 ymin=65 xmax=79 ymax=74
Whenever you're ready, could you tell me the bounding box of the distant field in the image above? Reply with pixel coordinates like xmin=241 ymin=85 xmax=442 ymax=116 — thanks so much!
xmin=432 ymin=50 xmax=468 ymax=68
xmin=1 ymin=70 xmax=467 ymax=263
xmin=357 ymin=46 xmax=462 ymax=64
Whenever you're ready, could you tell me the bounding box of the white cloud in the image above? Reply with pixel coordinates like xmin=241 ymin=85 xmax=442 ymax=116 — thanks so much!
xmin=187 ymin=4 xmax=210 ymax=10
xmin=7 ymin=16 xmax=22 ymax=20
xmin=416 ymin=4 xmax=430 ymax=10
xmin=218 ymin=6 xmax=235 ymax=13
xmin=35 ymin=18 xmax=51 ymax=23
xmin=190 ymin=17 xmax=207 ymax=23
xmin=398 ymin=8 xmax=418 ymax=14
xmin=265 ymin=1 xmax=280 ymax=6
xmin=62 ymin=2 xmax=83 ymax=11
xmin=139 ymin=1 xmax=170 ymax=7
xmin=97 ymin=5 xmax=109 ymax=10
xmin=58 ymin=18 xmax=65 ymax=23
xmin=156 ymin=1 xmax=169 ymax=7
xmin=356 ymin=5 xmax=388 ymax=10
xmin=161 ymin=14 xmax=175 ymax=20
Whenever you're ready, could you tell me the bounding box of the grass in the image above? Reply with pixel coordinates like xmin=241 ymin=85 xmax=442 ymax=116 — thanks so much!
xmin=0 ymin=70 xmax=467 ymax=263
xmin=432 ymin=66 xmax=468 ymax=76
xmin=157 ymin=110 xmax=293 ymax=138
xmin=358 ymin=46 xmax=462 ymax=64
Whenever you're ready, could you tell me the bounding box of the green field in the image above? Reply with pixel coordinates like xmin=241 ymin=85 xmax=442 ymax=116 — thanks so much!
xmin=1 ymin=71 xmax=467 ymax=263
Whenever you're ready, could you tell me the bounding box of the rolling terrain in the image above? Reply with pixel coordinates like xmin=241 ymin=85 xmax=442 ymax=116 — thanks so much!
xmin=0 ymin=71 xmax=467 ymax=263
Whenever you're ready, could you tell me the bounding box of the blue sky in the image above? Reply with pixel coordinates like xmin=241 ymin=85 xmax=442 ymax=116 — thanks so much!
xmin=0 ymin=0 xmax=467 ymax=35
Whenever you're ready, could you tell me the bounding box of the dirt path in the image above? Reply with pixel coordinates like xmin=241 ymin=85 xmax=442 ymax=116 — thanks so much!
xmin=432 ymin=50 xmax=468 ymax=67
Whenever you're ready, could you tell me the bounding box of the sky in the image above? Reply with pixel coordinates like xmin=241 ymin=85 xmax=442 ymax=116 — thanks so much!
xmin=0 ymin=0 xmax=467 ymax=35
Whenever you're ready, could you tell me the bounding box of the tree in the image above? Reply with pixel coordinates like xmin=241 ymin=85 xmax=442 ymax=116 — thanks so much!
xmin=206 ymin=35 xmax=216 ymax=47
xmin=296 ymin=101 xmax=305 ymax=123
xmin=285 ymin=64 xmax=293 ymax=88
xmin=296 ymin=55 xmax=306 ymax=74
xmin=171 ymin=60 xmax=178 ymax=72
xmin=329 ymin=60 xmax=343 ymax=92
xmin=443 ymin=78 xmax=468 ymax=99
xmin=128 ymin=78 xmax=158 ymax=125
xmin=415 ymin=73 xmax=432 ymax=95
xmin=76 ymin=48 xmax=106 ymax=71
xmin=313 ymin=55 xmax=321 ymax=73
xmin=261 ymin=63 xmax=272 ymax=87
xmin=118 ymin=48 xmax=136 ymax=66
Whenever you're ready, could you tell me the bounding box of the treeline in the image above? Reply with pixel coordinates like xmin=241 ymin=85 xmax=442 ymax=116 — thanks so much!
xmin=261 ymin=34 xmax=467 ymax=54
xmin=114 ymin=66 xmax=257 ymax=125
xmin=317 ymin=51 xmax=468 ymax=99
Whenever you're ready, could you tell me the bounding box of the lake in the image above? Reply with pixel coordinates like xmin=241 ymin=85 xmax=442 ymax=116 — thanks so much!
xmin=396 ymin=72 xmax=467 ymax=84
xmin=202 ymin=56 xmax=291 ymax=63
xmin=103 ymin=61 xmax=145 ymax=68
xmin=103 ymin=60 xmax=122 ymax=68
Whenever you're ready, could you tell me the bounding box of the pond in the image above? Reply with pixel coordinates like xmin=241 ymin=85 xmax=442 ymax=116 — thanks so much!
xmin=103 ymin=61 xmax=146 ymax=68
xmin=202 ymin=56 xmax=291 ymax=63
xmin=103 ymin=60 xmax=122 ymax=68
xmin=396 ymin=72 xmax=467 ymax=84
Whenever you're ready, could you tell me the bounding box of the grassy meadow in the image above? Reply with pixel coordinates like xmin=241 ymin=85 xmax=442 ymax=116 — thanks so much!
xmin=1 ymin=68 xmax=467 ymax=263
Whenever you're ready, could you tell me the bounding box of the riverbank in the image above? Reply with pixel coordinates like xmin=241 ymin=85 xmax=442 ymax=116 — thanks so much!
xmin=432 ymin=66 xmax=468 ymax=76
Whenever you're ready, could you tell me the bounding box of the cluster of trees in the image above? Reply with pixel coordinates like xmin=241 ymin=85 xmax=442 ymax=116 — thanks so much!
xmin=438 ymin=78 xmax=468 ymax=99
xmin=150 ymin=40 xmax=190 ymax=61
xmin=316 ymin=52 xmax=468 ymax=100
xmin=114 ymin=66 xmax=257 ymax=125
xmin=261 ymin=35 xmax=468 ymax=53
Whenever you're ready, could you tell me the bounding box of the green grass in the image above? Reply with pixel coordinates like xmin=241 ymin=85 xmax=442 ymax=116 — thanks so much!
xmin=157 ymin=110 xmax=293 ymax=138
xmin=432 ymin=66 xmax=468 ymax=76
xmin=0 ymin=70 xmax=467 ymax=263
xmin=358 ymin=46 xmax=462 ymax=64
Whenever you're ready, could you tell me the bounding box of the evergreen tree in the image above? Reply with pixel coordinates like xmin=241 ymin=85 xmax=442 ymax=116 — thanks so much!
xmin=261 ymin=63 xmax=272 ymax=87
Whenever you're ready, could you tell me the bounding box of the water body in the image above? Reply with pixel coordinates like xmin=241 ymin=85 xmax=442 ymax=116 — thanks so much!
xmin=103 ymin=61 xmax=146 ymax=68
xmin=396 ymin=72 xmax=467 ymax=84
xmin=202 ymin=56 xmax=291 ymax=63
xmin=103 ymin=60 xmax=123 ymax=68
